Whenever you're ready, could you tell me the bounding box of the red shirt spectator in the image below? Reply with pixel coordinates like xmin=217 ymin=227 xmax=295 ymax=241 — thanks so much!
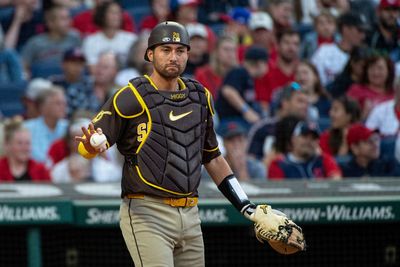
xmin=47 ymin=139 xmax=70 ymax=166
xmin=0 ymin=158 xmax=50 ymax=182
xmin=194 ymin=65 xmax=222 ymax=99
xmin=347 ymin=84 xmax=393 ymax=113
xmin=255 ymin=61 xmax=295 ymax=103
xmin=72 ymin=9 xmax=135 ymax=37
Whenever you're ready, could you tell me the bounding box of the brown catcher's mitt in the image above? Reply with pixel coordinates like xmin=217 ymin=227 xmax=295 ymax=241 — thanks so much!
xmin=250 ymin=205 xmax=306 ymax=255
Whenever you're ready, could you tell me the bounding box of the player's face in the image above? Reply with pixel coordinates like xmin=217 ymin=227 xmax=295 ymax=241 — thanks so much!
xmin=150 ymin=44 xmax=188 ymax=79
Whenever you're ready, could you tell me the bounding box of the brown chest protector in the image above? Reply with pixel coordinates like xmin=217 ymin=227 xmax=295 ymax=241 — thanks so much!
xmin=130 ymin=77 xmax=208 ymax=196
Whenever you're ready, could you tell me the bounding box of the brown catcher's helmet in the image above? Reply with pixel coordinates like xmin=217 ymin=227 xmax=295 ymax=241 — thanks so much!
xmin=144 ymin=21 xmax=191 ymax=61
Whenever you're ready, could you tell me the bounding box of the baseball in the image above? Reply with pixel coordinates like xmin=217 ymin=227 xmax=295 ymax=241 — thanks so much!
xmin=90 ymin=132 xmax=107 ymax=148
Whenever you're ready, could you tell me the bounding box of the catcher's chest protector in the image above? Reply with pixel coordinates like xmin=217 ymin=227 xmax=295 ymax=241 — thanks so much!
xmin=131 ymin=77 xmax=208 ymax=195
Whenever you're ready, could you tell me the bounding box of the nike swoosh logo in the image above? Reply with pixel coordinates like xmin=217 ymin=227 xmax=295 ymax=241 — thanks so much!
xmin=169 ymin=110 xmax=193 ymax=121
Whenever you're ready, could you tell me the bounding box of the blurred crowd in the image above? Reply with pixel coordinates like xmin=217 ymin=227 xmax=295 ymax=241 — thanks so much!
xmin=1 ymin=0 xmax=400 ymax=183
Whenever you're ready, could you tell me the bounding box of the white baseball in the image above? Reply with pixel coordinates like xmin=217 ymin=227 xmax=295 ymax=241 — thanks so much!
xmin=90 ymin=132 xmax=107 ymax=148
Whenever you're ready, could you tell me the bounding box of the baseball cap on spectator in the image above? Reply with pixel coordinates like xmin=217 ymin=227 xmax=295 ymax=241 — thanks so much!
xmin=229 ymin=7 xmax=251 ymax=25
xmin=379 ymin=0 xmax=400 ymax=9
xmin=25 ymin=78 xmax=53 ymax=100
xmin=292 ymin=121 xmax=320 ymax=139
xmin=249 ymin=12 xmax=273 ymax=31
xmin=347 ymin=123 xmax=379 ymax=146
xmin=186 ymin=23 xmax=208 ymax=39
xmin=338 ymin=12 xmax=370 ymax=32
xmin=63 ymin=47 xmax=86 ymax=62
xmin=219 ymin=121 xmax=247 ymax=139
xmin=244 ymin=46 xmax=268 ymax=61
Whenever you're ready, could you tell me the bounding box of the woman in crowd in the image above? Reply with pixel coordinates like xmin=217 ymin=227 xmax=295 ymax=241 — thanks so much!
xmin=82 ymin=1 xmax=137 ymax=71
xmin=347 ymin=54 xmax=395 ymax=119
xmin=295 ymin=60 xmax=331 ymax=119
xmin=0 ymin=117 xmax=50 ymax=181
xmin=319 ymin=96 xmax=361 ymax=162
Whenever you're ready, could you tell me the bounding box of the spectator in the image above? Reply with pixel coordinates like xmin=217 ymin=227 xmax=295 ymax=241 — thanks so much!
xmin=219 ymin=121 xmax=266 ymax=181
xmin=366 ymin=76 xmax=400 ymax=137
xmin=255 ymin=29 xmax=300 ymax=110
xmin=1 ymin=0 xmax=44 ymax=51
xmin=51 ymin=117 xmax=121 ymax=183
xmin=311 ymin=11 xmax=368 ymax=86
xmin=268 ymin=0 xmax=294 ymax=34
xmin=216 ymin=46 xmax=268 ymax=131
xmin=72 ymin=0 xmax=135 ymax=37
xmin=328 ymin=46 xmax=371 ymax=98
xmin=92 ymin=51 xmax=119 ymax=105
xmin=21 ymin=5 xmax=80 ymax=78
xmin=347 ymin=54 xmax=395 ymax=119
xmin=0 ymin=25 xmax=24 ymax=83
xmin=367 ymin=0 xmax=400 ymax=62
xmin=21 ymin=78 xmax=53 ymax=119
xmin=50 ymin=47 xmax=99 ymax=118
xmin=0 ymin=117 xmax=50 ymax=181
xmin=224 ymin=7 xmax=252 ymax=48
xmin=268 ymin=116 xmax=342 ymax=179
xmin=183 ymin=22 xmax=209 ymax=77
xmin=194 ymin=35 xmax=238 ymax=100
xmin=319 ymin=96 xmax=361 ymax=161
xmin=116 ymin=32 xmax=152 ymax=87
xmin=173 ymin=0 xmax=216 ymax=50
xmin=244 ymin=11 xmax=277 ymax=63
xmin=82 ymin=1 xmax=137 ymax=69
xmin=24 ymin=86 xmax=68 ymax=163
xmin=247 ymin=83 xmax=310 ymax=167
xmin=300 ymin=10 xmax=338 ymax=59
xmin=340 ymin=123 xmax=400 ymax=177
xmin=140 ymin=0 xmax=171 ymax=32
xmin=294 ymin=61 xmax=331 ymax=118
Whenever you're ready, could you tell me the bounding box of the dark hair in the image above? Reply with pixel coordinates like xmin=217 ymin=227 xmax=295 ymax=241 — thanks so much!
xmin=298 ymin=61 xmax=329 ymax=97
xmin=276 ymin=28 xmax=300 ymax=43
xmin=93 ymin=1 xmax=122 ymax=29
xmin=274 ymin=115 xmax=301 ymax=154
xmin=328 ymin=96 xmax=361 ymax=155
xmin=342 ymin=46 xmax=371 ymax=75
xmin=360 ymin=54 xmax=395 ymax=92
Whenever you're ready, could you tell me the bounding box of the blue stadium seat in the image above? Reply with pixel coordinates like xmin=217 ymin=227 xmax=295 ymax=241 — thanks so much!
xmin=30 ymin=63 xmax=63 ymax=79
xmin=126 ymin=6 xmax=152 ymax=29
xmin=0 ymin=82 xmax=27 ymax=117
xmin=380 ymin=137 xmax=396 ymax=161
xmin=119 ymin=0 xmax=150 ymax=9
xmin=317 ymin=117 xmax=331 ymax=132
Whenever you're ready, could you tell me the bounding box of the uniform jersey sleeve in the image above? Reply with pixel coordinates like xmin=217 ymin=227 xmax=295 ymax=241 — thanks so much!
xmin=92 ymin=85 xmax=143 ymax=147
xmin=202 ymin=89 xmax=221 ymax=164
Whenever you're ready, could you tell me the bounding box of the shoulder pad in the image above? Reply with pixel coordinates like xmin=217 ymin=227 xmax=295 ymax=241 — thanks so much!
xmin=113 ymin=85 xmax=144 ymax=118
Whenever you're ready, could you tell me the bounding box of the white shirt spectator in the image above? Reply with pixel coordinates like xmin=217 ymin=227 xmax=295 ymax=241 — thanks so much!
xmin=311 ymin=43 xmax=349 ymax=86
xmin=366 ymin=99 xmax=398 ymax=136
xmin=51 ymin=154 xmax=121 ymax=183
xmin=82 ymin=30 xmax=137 ymax=65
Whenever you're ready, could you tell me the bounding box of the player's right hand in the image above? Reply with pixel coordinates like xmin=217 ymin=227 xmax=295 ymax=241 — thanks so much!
xmin=74 ymin=123 xmax=106 ymax=153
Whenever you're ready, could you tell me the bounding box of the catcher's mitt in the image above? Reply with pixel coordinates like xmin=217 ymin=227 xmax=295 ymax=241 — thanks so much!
xmin=250 ymin=205 xmax=306 ymax=255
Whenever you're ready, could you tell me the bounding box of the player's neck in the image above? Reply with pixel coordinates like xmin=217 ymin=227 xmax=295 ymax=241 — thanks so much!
xmin=149 ymin=73 xmax=180 ymax=92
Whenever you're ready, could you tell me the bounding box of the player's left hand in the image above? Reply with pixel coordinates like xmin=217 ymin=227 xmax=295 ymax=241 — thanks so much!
xmin=250 ymin=205 xmax=306 ymax=254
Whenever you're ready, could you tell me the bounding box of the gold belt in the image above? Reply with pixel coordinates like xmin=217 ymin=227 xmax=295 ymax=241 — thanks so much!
xmin=126 ymin=194 xmax=198 ymax=207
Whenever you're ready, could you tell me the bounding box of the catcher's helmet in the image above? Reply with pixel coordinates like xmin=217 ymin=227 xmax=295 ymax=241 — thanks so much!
xmin=144 ymin=21 xmax=191 ymax=61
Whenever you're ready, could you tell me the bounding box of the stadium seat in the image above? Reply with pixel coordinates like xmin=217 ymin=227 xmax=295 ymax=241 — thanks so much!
xmin=30 ymin=63 xmax=63 ymax=79
xmin=317 ymin=117 xmax=331 ymax=132
xmin=119 ymin=0 xmax=149 ymax=9
xmin=126 ymin=6 xmax=152 ymax=29
xmin=380 ymin=136 xmax=396 ymax=161
xmin=0 ymin=81 xmax=27 ymax=117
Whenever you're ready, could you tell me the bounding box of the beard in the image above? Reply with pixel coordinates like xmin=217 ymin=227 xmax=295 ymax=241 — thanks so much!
xmin=380 ymin=18 xmax=397 ymax=31
xmin=153 ymin=60 xmax=186 ymax=80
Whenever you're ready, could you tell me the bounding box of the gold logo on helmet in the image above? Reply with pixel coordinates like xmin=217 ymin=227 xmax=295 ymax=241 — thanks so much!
xmin=173 ymin=32 xmax=180 ymax=42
